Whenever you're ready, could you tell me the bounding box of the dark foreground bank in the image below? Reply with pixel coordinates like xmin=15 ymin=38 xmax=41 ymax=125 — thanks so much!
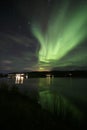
xmin=0 ymin=82 xmax=86 ymax=130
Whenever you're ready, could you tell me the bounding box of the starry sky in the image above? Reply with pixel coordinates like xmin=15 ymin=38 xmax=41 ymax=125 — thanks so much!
xmin=0 ymin=0 xmax=87 ymax=72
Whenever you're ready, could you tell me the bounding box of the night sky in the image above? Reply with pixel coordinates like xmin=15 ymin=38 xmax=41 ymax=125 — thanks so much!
xmin=0 ymin=0 xmax=87 ymax=72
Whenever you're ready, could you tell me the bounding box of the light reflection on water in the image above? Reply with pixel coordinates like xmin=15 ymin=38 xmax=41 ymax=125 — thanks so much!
xmin=15 ymin=74 xmax=24 ymax=84
xmin=39 ymin=90 xmax=83 ymax=123
xmin=16 ymin=78 xmax=87 ymax=122
xmin=0 ymin=77 xmax=87 ymax=124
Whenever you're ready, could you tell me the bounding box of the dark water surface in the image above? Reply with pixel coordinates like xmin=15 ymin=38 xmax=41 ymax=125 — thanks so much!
xmin=0 ymin=77 xmax=87 ymax=126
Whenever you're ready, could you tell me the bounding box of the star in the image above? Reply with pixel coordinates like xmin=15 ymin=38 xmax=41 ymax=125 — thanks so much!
xmin=48 ymin=0 xmax=51 ymax=3
xmin=18 ymin=25 xmax=22 ymax=29
xmin=28 ymin=22 xmax=31 ymax=25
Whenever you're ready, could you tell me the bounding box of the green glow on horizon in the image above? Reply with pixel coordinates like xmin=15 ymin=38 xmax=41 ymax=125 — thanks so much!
xmin=31 ymin=1 xmax=87 ymax=69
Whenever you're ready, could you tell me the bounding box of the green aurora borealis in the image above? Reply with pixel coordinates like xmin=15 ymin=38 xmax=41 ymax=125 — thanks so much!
xmin=31 ymin=0 xmax=87 ymax=70
xmin=0 ymin=0 xmax=87 ymax=72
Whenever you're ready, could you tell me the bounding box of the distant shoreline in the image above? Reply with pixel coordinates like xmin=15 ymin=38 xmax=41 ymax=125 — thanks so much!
xmin=0 ymin=70 xmax=87 ymax=78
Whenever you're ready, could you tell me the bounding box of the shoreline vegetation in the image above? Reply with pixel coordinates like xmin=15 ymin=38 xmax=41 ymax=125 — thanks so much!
xmin=0 ymin=82 xmax=87 ymax=129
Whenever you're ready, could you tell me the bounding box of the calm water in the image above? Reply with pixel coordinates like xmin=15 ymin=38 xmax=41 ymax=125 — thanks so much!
xmin=0 ymin=77 xmax=87 ymax=124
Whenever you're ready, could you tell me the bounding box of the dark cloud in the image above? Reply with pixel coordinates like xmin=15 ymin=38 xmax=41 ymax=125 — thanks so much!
xmin=0 ymin=32 xmax=39 ymax=72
